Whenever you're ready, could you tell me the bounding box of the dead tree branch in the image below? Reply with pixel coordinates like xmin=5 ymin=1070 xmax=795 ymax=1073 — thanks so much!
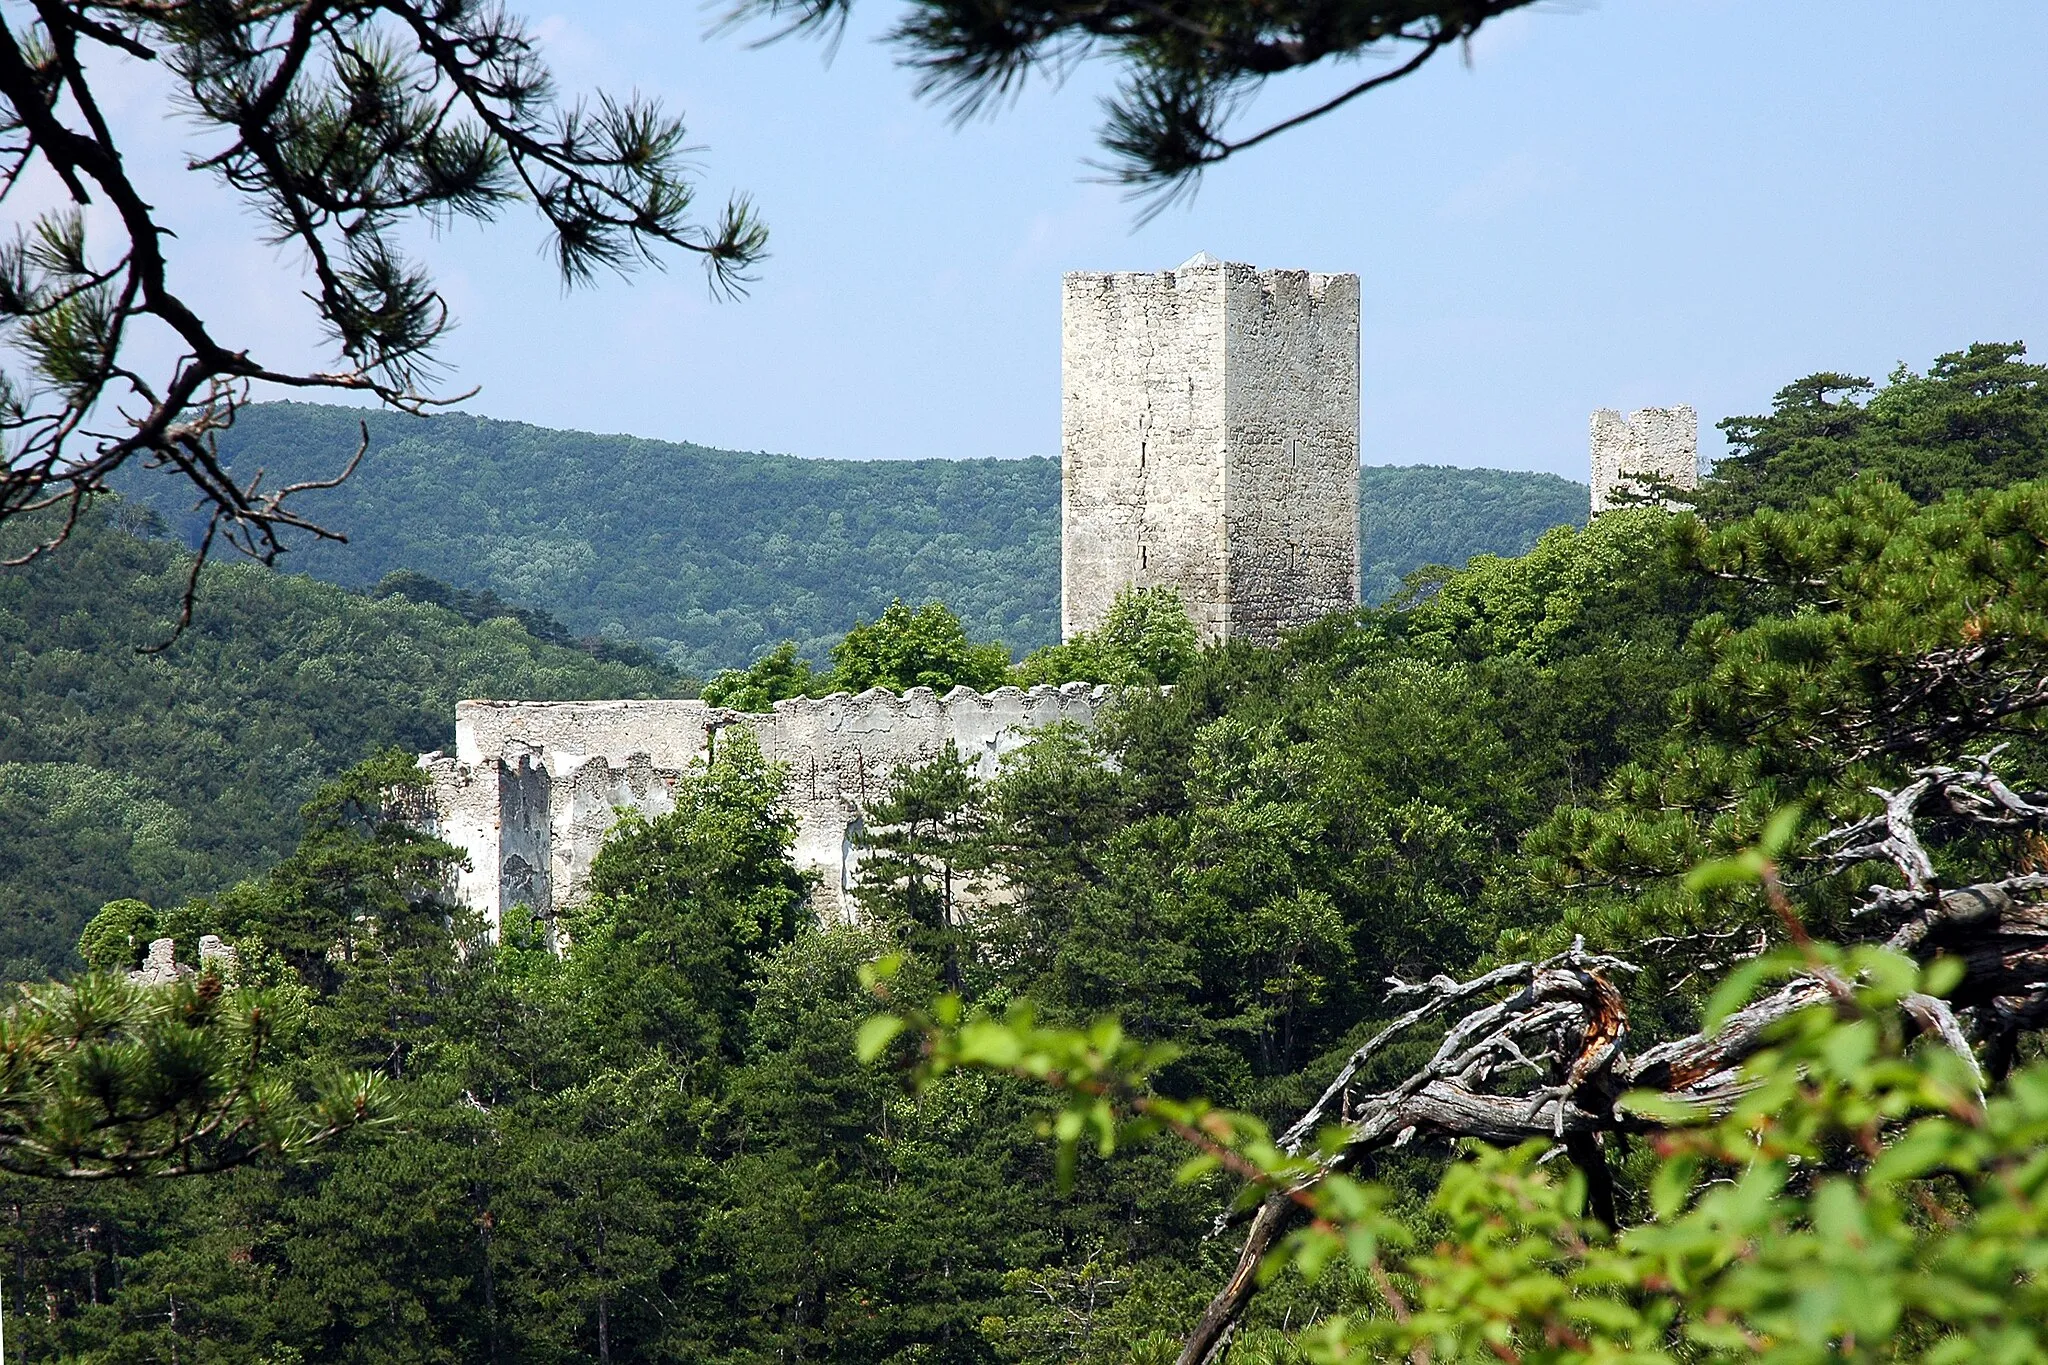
xmin=1175 ymin=754 xmax=2048 ymax=1365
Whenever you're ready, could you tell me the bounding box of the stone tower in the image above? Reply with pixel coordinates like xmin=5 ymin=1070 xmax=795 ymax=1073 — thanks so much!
xmin=1060 ymin=254 xmax=1360 ymax=646
xmin=1590 ymin=405 xmax=1698 ymax=515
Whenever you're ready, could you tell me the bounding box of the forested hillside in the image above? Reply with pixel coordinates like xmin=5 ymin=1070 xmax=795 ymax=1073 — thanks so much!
xmin=114 ymin=402 xmax=1586 ymax=672
xmin=13 ymin=345 xmax=2048 ymax=1363
xmin=1358 ymin=463 xmax=1585 ymax=600
xmin=0 ymin=503 xmax=689 ymax=981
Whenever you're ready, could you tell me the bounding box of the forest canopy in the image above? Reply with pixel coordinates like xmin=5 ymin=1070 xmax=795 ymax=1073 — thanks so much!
xmin=113 ymin=401 xmax=1587 ymax=674
xmin=10 ymin=343 xmax=2048 ymax=1362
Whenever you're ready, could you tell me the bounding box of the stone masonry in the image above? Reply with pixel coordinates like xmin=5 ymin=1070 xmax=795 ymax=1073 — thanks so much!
xmin=131 ymin=935 xmax=237 ymax=986
xmin=423 ymin=257 xmax=1371 ymax=934
xmin=1060 ymin=253 xmax=1360 ymax=646
xmin=421 ymin=687 xmax=1110 ymax=930
xmin=1589 ymin=405 xmax=1698 ymax=515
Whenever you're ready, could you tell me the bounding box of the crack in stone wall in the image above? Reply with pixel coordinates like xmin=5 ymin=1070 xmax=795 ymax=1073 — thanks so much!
xmin=1061 ymin=256 xmax=1360 ymax=647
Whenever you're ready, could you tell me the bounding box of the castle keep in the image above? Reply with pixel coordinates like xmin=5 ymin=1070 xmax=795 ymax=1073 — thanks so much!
xmin=1061 ymin=254 xmax=1361 ymax=645
xmin=422 ymin=256 xmax=1368 ymax=931
xmin=420 ymin=259 xmax=1688 ymax=932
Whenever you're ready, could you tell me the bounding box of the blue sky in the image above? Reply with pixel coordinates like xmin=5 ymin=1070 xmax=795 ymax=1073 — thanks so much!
xmin=98 ymin=1 xmax=2048 ymax=479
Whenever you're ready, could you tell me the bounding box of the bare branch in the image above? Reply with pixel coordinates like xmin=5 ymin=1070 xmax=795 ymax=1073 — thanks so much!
xmin=1178 ymin=756 xmax=2048 ymax=1365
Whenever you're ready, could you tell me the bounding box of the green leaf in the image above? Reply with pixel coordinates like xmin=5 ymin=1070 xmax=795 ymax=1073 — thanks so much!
xmin=1615 ymin=1090 xmax=1713 ymax=1125
xmin=1685 ymin=848 xmax=1766 ymax=892
xmin=854 ymin=1014 xmax=907 ymax=1062
xmin=1650 ymin=1152 xmax=1700 ymax=1220
xmin=1703 ymin=954 xmax=1784 ymax=1033
xmin=1757 ymin=802 xmax=1805 ymax=856
xmin=1920 ymin=955 xmax=1966 ymax=999
xmin=954 ymin=1019 xmax=1024 ymax=1068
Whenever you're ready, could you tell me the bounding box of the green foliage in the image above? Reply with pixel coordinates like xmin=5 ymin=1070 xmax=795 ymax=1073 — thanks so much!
xmin=0 ymin=971 xmax=388 ymax=1180
xmin=708 ymin=599 xmax=1016 ymax=710
xmin=122 ymin=401 xmax=1066 ymax=675
xmin=1539 ymin=476 xmax=2048 ymax=940
xmin=1695 ymin=342 xmax=2048 ymax=519
xmin=116 ymin=403 xmax=1589 ymax=672
xmin=0 ymin=499 xmax=687 ymax=981
xmin=701 ymin=639 xmax=827 ymax=710
xmin=1359 ymin=464 xmax=1589 ymax=604
xmin=709 ymin=587 xmax=1197 ymax=705
xmin=77 ymin=897 xmax=158 ymax=972
xmin=852 ymin=743 xmax=989 ymax=988
xmin=0 ymin=763 xmax=205 ymax=980
xmin=187 ymin=749 xmax=475 ymax=1012
xmin=832 ymin=597 xmax=1014 ymax=693
xmin=569 ymin=729 xmax=811 ymax=1063
xmin=882 ymin=946 xmax=2048 ymax=1365
xmin=372 ymin=568 xmax=679 ymax=673
xmin=1014 ymin=585 xmax=1201 ymax=685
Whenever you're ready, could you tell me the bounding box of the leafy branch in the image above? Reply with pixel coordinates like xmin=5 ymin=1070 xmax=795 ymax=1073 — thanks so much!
xmin=0 ymin=969 xmax=390 ymax=1179
xmin=0 ymin=1 xmax=764 ymax=638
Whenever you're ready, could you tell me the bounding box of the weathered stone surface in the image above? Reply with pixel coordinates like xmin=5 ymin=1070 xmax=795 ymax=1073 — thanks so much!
xmin=424 ymin=257 xmax=1370 ymax=937
xmin=1061 ymin=256 xmax=1360 ymax=646
xmin=1589 ymin=405 xmax=1698 ymax=515
xmin=133 ymin=936 xmax=180 ymax=986
xmin=128 ymin=934 xmax=236 ymax=986
xmin=420 ymin=687 xmax=1112 ymax=930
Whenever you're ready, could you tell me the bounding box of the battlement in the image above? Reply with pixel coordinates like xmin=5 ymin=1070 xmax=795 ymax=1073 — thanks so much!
xmin=421 ymin=684 xmax=1115 ymax=928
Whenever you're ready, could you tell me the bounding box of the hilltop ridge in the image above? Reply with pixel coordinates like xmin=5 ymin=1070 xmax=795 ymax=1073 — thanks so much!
xmin=116 ymin=403 xmax=1587 ymax=673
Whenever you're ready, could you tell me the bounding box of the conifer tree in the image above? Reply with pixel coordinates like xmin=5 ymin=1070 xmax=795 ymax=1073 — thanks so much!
xmin=0 ymin=1 xmax=764 ymax=620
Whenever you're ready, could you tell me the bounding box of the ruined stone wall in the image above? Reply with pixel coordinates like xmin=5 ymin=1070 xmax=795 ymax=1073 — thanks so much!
xmin=419 ymin=686 xmax=1110 ymax=932
xmin=1221 ymin=265 xmax=1360 ymax=642
xmin=1061 ymin=261 xmax=1229 ymax=641
xmin=1590 ymin=405 xmax=1698 ymax=514
xmin=1061 ymin=256 xmax=1359 ymax=647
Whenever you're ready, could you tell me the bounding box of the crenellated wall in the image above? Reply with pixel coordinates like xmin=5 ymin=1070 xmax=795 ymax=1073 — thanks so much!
xmin=418 ymin=684 xmax=1113 ymax=931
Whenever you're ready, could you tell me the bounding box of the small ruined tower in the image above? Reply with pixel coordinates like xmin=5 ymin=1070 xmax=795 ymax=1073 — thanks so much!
xmin=1590 ymin=405 xmax=1698 ymax=515
xmin=1060 ymin=253 xmax=1361 ymax=646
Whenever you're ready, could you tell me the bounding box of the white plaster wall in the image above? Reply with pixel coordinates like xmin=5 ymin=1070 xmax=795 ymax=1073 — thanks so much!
xmin=420 ymin=753 xmax=502 ymax=929
xmin=454 ymin=698 xmax=713 ymax=769
xmin=1590 ymin=406 xmax=1699 ymax=514
xmin=1062 ymin=262 xmax=1229 ymax=641
xmin=548 ymin=751 xmax=682 ymax=915
xmin=421 ymin=684 xmax=1112 ymax=929
xmin=1221 ymin=265 xmax=1361 ymax=643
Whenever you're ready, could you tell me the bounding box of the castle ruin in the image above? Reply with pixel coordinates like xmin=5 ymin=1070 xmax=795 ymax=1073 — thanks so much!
xmin=421 ymin=687 xmax=1108 ymax=927
xmin=421 ymin=256 xmax=1366 ymax=932
xmin=1589 ymin=405 xmax=1698 ymax=514
xmin=421 ymin=261 xmax=1687 ymax=933
xmin=1061 ymin=254 xmax=1361 ymax=645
